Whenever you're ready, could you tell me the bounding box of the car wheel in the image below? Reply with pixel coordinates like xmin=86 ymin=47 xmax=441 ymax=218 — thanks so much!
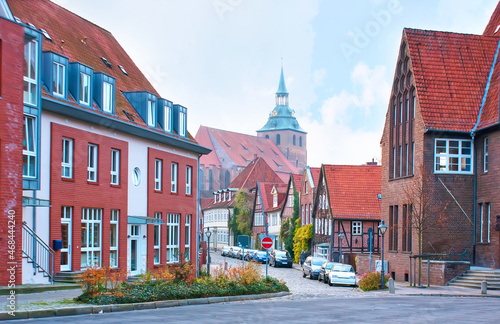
xmin=325 ymin=277 xmax=329 ymax=285
xmin=318 ymin=275 xmax=322 ymax=282
xmin=303 ymin=271 xmax=306 ymax=278
xmin=329 ymin=281 xmax=333 ymax=286
xmin=309 ymin=271 xmax=313 ymax=280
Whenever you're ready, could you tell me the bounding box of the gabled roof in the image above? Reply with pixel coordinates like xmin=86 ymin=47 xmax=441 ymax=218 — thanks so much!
xmin=484 ymin=1 xmax=500 ymax=36
xmin=323 ymin=165 xmax=381 ymax=220
xmin=291 ymin=174 xmax=303 ymax=192
xmin=309 ymin=167 xmax=321 ymax=187
xmin=196 ymin=125 xmax=298 ymax=181
xmin=405 ymin=28 xmax=499 ymax=132
xmin=8 ymin=0 xmax=206 ymax=151
xmin=257 ymin=182 xmax=288 ymax=213
xmin=229 ymin=157 xmax=284 ymax=191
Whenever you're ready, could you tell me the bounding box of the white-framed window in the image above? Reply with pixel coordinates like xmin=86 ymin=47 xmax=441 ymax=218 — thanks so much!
xmin=179 ymin=110 xmax=186 ymax=137
xmin=87 ymin=144 xmax=98 ymax=182
xmin=164 ymin=104 xmax=171 ymax=132
xmin=110 ymin=149 xmax=120 ymax=185
xmin=53 ymin=62 xmax=65 ymax=97
xmin=154 ymin=212 xmax=161 ymax=264
xmin=484 ymin=137 xmax=489 ymax=173
xmin=167 ymin=213 xmax=180 ymax=263
xmin=81 ymin=208 xmax=102 ymax=268
xmin=273 ymin=194 xmax=278 ymax=208
xmin=110 ymin=210 xmax=119 ymax=268
xmin=61 ymin=138 xmax=73 ymax=178
xmin=80 ymin=72 xmax=91 ymax=105
xmin=147 ymin=100 xmax=155 ymax=127
xmin=102 ymin=81 xmax=113 ymax=113
xmin=309 ymin=205 xmax=312 ymax=224
xmin=328 ymin=219 xmax=332 ymax=236
xmin=352 ymin=221 xmax=362 ymax=235
xmin=305 ymin=204 xmax=309 ymax=225
xmin=186 ymin=166 xmax=192 ymax=195
xmin=23 ymin=115 xmax=37 ymax=178
xmin=255 ymin=212 xmax=264 ymax=226
xmin=24 ymin=39 xmax=38 ymax=106
xmin=434 ymin=139 xmax=473 ymax=174
xmin=171 ymin=162 xmax=178 ymax=193
xmin=480 ymin=203 xmax=491 ymax=243
xmin=155 ymin=159 xmax=162 ymax=191
xmin=185 ymin=214 xmax=191 ymax=261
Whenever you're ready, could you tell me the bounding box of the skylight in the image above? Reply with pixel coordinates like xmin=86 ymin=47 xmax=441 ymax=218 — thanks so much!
xmin=40 ymin=29 xmax=52 ymax=41
xmin=495 ymin=25 xmax=500 ymax=34
xmin=241 ymin=143 xmax=249 ymax=152
xmin=13 ymin=16 xmax=21 ymax=23
xmin=118 ymin=65 xmax=128 ymax=76
xmin=101 ymin=57 xmax=112 ymax=68
xmin=27 ymin=22 xmax=36 ymax=30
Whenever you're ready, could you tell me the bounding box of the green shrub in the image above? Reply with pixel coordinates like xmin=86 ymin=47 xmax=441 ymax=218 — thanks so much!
xmin=358 ymin=272 xmax=390 ymax=291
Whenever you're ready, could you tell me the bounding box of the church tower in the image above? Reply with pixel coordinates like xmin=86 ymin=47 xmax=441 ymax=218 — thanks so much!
xmin=257 ymin=66 xmax=307 ymax=173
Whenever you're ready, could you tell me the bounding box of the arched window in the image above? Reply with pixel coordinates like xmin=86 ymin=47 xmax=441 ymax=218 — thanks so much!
xmin=276 ymin=134 xmax=281 ymax=145
xmin=224 ymin=170 xmax=230 ymax=188
xmin=299 ymin=137 xmax=302 ymax=147
xmin=208 ymin=170 xmax=213 ymax=191
xmin=293 ymin=135 xmax=296 ymax=145
xmin=265 ymin=135 xmax=269 ymax=139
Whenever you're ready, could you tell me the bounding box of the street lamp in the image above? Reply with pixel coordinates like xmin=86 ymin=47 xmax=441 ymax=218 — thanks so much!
xmin=338 ymin=232 xmax=345 ymax=263
xmin=205 ymin=227 xmax=212 ymax=276
xmin=378 ymin=220 xmax=388 ymax=289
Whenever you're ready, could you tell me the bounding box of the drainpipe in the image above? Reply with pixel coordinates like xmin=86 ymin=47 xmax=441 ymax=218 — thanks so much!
xmin=472 ymin=135 xmax=477 ymax=265
xmin=196 ymin=154 xmax=201 ymax=277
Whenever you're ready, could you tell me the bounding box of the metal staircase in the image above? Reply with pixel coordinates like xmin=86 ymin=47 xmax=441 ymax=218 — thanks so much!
xmin=22 ymin=221 xmax=54 ymax=284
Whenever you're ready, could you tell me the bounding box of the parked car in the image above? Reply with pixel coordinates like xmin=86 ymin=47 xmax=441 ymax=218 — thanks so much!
xmin=252 ymin=250 xmax=269 ymax=263
xmin=302 ymin=256 xmax=328 ymax=279
xmin=270 ymin=250 xmax=293 ymax=268
xmin=221 ymin=245 xmax=231 ymax=256
xmin=230 ymin=246 xmax=241 ymax=258
xmin=243 ymin=249 xmax=257 ymax=261
xmin=236 ymin=248 xmax=253 ymax=260
xmin=328 ymin=264 xmax=357 ymax=286
xmin=318 ymin=262 xmax=340 ymax=284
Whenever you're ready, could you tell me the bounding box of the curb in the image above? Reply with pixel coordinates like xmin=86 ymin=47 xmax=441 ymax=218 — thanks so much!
xmin=0 ymin=291 xmax=292 ymax=321
xmin=397 ymin=293 xmax=500 ymax=298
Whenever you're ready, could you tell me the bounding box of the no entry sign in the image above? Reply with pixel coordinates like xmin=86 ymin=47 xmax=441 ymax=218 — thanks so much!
xmin=261 ymin=236 xmax=273 ymax=249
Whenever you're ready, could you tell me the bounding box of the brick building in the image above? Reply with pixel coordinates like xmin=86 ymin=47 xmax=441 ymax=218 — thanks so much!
xmin=1 ymin=0 xmax=209 ymax=285
xmin=380 ymin=3 xmax=500 ymax=284
xmin=299 ymin=166 xmax=320 ymax=228
xmin=312 ymin=165 xmax=381 ymax=270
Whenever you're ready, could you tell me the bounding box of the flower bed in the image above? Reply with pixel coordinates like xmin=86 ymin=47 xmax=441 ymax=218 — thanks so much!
xmin=76 ymin=263 xmax=289 ymax=305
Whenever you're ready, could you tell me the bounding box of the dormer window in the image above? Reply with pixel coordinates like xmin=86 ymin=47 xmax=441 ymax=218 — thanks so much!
xmin=179 ymin=110 xmax=186 ymax=137
xmin=273 ymin=194 xmax=277 ymax=208
xmin=102 ymin=81 xmax=113 ymax=113
xmin=80 ymin=72 xmax=91 ymax=105
xmin=164 ymin=104 xmax=172 ymax=132
xmin=148 ymin=100 xmax=156 ymax=127
xmin=53 ymin=62 xmax=65 ymax=97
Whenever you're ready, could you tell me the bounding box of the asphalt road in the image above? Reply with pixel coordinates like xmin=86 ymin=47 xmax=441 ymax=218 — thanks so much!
xmin=9 ymin=296 xmax=499 ymax=323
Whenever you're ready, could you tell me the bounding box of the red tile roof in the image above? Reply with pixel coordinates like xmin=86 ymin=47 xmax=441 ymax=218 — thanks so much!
xmin=309 ymin=167 xmax=321 ymax=187
xmin=291 ymin=174 xmax=303 ymax=192
xmin=405 ymin=28 xmax=499 ymax=132
xmin=484 ymin=1 xmax=500 ymax=36
xmin=258 ymin=182 xmax=288 ymax=213
xmin=323 ymin=165 xmax=381 ymax=220
xmin=476 ymin=56 xmax=500 ymax=130
xmin=195 ymin=126 xmax=298 ymax=181
xmin=229 ymin=157 xmax=284 ymax=190
xmin=8 ymin=0 xmax=198 ymax=142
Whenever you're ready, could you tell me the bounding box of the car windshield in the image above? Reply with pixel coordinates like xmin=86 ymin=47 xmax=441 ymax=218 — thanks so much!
xmin=325 ymin=263 xmax=334 ymax=269
xmin=333 ymin=265 xmax=354 ymax=272
xmin=257 ymin=251 xmax=267 ymax=256
xmin=276 ymin=251 xmax=288 ymax=257
xmin=312 ymin=258 xmax=328 ymax=266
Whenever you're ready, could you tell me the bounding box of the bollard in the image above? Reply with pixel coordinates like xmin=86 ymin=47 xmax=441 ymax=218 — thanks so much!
xmin=481 ymin=280 xmax=487 ymax=295
xmin=224 ymin=261 xmax=228 ymax=271
xmin=388 ymin=277 xmax=395 ymax=294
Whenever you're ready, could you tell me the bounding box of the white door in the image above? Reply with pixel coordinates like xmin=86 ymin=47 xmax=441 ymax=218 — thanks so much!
xmin=61 ymin=207 xmax=72 ymax=271
xmin=129 ymin=225 xmax=141 ymax=276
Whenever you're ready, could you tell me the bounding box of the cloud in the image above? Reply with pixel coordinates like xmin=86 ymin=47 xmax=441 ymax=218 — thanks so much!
xmin=304 ymin=62 xmax=389 ymax=166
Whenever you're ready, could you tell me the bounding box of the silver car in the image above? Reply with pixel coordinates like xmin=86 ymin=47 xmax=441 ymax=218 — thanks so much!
xmin=328 ymin=264 xmax=357 ymax=286
xmin=302 ymin=256 xmax=328 ymax=279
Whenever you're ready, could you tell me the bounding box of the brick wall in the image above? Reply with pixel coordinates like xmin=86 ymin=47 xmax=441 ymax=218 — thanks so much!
xmin=50 ymin=123 xmax=128 ymax=273
xmin=419 ymin=260 xmax=470 ymax=286
xmin=0 ymin=18 xmax=24 ymax=286
xmin=475 ymin=131 xmax=500 ymax=268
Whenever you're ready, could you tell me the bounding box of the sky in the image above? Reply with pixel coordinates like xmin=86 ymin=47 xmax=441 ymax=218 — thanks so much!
xmin=53 ymin=0 xmax=498 ymax=167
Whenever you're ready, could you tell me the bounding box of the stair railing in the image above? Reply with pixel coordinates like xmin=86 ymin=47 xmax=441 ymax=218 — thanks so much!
xmin=22 ymin=221 xmax=54 ymax=284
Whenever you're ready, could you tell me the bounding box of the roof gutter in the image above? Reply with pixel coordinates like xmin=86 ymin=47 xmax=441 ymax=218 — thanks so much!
xmin=42 ymin=97 xmax=212 ymax=155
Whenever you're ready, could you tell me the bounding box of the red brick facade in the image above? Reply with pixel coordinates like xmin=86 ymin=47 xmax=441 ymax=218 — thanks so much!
xmin=147 ymin=147 xmax=198 ymax=267
xmin=0 ymin=17 xmax=24 ymax=286
xmin=49 ymin=123 xmax=129 ymax=273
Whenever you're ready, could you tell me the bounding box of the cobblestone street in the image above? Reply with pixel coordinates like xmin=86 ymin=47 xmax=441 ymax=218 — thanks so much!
xmin=210 ymin=252 xmax=372 ymax=300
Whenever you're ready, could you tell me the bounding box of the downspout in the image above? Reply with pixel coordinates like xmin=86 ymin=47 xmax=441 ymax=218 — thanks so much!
xmin=196 ymin=155 xmax=201 ymax=277
xmin=472 ymin=135 xmax=477 ymax=265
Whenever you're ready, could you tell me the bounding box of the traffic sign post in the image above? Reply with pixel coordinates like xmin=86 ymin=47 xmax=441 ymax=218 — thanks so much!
xmin=261 ymin=236 xmax=273 ymax=277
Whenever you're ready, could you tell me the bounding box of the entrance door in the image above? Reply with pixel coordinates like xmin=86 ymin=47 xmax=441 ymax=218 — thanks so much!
xmin=129 ymin=225 xmax=140 ymax=276
xmin=61 ymin=207 xmax=72 ymax=271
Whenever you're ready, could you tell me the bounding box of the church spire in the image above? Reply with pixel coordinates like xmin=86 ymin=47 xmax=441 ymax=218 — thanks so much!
xmin=276 ymin=65 xmax=289 ymax=106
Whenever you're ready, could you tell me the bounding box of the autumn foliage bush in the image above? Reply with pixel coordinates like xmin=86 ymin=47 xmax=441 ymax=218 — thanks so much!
xmin=358 ymin=272 xmax=390 ymax=291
